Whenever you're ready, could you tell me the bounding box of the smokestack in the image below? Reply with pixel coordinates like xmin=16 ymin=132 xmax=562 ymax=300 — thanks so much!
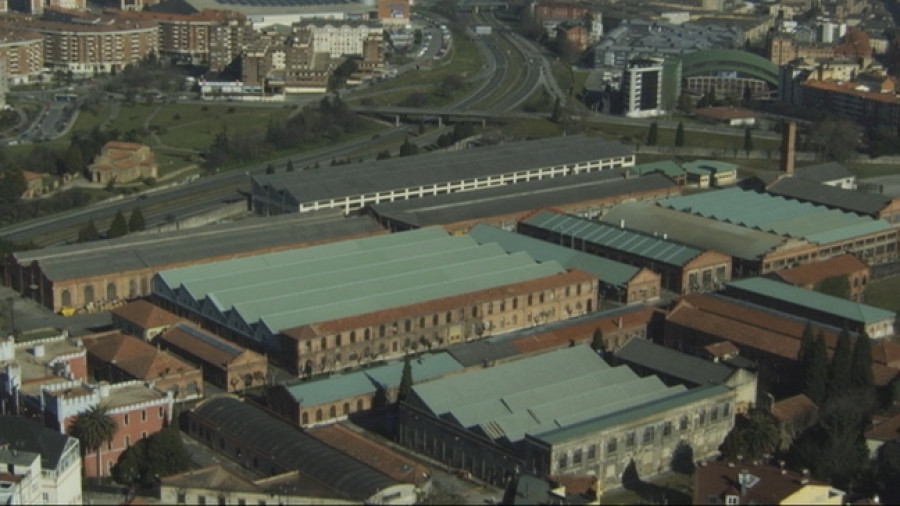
xmin=780 ymin=121 xmax=796 ymax=175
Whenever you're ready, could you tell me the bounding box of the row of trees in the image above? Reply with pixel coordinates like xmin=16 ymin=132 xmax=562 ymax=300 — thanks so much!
xmin=77 ymin=208 xmax=145 ymax=242
xmin=798 ymin=324 xmax=873 ymax=407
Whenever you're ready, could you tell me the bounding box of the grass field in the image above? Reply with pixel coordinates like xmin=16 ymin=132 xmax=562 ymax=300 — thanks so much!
xmin=864 ymin=276 xmax=900 ymax=314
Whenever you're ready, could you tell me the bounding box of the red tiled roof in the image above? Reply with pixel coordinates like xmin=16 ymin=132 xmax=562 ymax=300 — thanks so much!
xmin=81 ymin=331 xmax=197 ymax=380
xmin=159 ymin=323 xmax=264 ymax=368
xmin=773 ymin=254 xmax=868 ymax=287
xmin=667 ymin=295 xmax=899 ymax=386
xmin=111 ymin=300 xmax=184 ymax=331
xmin=693 ymin=460 xmax=833 ymax=505
xmin=802 ymin=78 xmax=900 ymax=104
xmin=770 ymin=394 xmax=819 ymax=422
xmin=865 ymin=413 xmax=900 ymax=442
xmin=104 ymin=141 xmax=148 ymax=151
xmin=703 ymin=341 xmax=739 ymax=358
xmin=309 ymin=424 xmax=430 ymax=484
xmin=512 ymin=306 xmax=658 ymax=354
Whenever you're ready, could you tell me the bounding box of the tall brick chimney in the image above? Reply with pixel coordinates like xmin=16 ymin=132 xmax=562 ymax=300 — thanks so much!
xmin=780 ymin=121 xmax=796 ymax=175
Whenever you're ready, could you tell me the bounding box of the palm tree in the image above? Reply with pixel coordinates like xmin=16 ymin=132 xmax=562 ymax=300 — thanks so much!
xmin=69 ymin=405 xmax=117 ymax=480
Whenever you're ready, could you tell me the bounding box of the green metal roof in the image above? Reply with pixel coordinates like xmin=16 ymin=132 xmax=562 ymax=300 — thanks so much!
xmin=681 ymin=160 xmax=739 ymax=175
xmin=725 ymin=277 xmax=896 ymax=325
xmin=678 ymin=48 xmax=779 ymax=85
xmin=282 ymin=352 xmax=464 ymax=406
xmin=535 ymin=384 xmax=731 ymax=444
xmin=156 ymin=227 xmax=567 ymax=336
xmin=521 ymin=210 xmax=704 ymax=267
xmin=632 ymin=160 xmax=686 ymax=178
xmin=468 ymin=224 xmax=640 ymax=287
xmin=659 ymin=188 xmax=895 ymax=244
xmin=410 ymin=347 xmax=703 ymax=444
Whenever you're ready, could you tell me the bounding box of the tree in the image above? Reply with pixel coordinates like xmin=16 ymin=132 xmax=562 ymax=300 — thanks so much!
xmin=647 ymin=122 xmax=659 ymax=146
xmin=802 ymin=332 xmax=828 ymax=406
xmin=827 ymin=327 xmax=853 ymax=399
xmin=265 ymin=164 xmax=275 ymax=174
xmin=674 ymin=122 xmax=685 ymax=147
xmin=805 ymin=116 xmax=858 ymax=162
xmin=399 ymin=138 xmax=419 ymax=157
xmin=670 ymin=440 xmax=695 ymax=474
xmin=376 ymin=150 xmax=391 ymax=160
xmin=817 ymin=275 xmax=850 ymax=299
xmin=590 ymin=328 xmax=605 ymax=353
xmin=798 ymin=321 xmax=815 ymax=364
xmin=849 ymin=330 xmax=874 ymax=391
xmin=398 ymin=355 xmax=413 ymax=402
xmin=719 ymin=410 xmax=779 ymax=461
xmin=743 ymin=127 xmax=754 ymax=153
xmin=107 ymin=210 xmax=128 ymax=239
xmin=128 ymin=208 xmax=145 ymax=232
xmin=77 ymin=219 xmax=101 ymax=243
xmin=111 ymin=439 xmax=145 ymax=486
xmin=69 ymin=405 xmax=117 ymax=480
xmin=286 ymin=160 xmax=295 ymax=172
xmin=550 ymin=97 xmax=561 ymax=123
xmin=64 ymin=142 xmax=85 ymax=175
xmin=0 ymin=167 xmax=26 ymax=204
xmin=870 ymin=440 xmax=900 ymax=504
xmin=144 ymin=426 xmax=191 ymax=484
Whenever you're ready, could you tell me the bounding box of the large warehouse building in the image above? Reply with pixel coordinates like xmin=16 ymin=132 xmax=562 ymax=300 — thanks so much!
xmin=600 ymin=187 xmax=899 ymax=276
xmin=398 ymin=346 xmax=736 ymax=490
xmin=2 ymin=212 xmax=383 ymax=313
xmin=250 ymin=135 xmax=635 ymax=215
xmin=152 ymin=227 xmax=599 ymax=376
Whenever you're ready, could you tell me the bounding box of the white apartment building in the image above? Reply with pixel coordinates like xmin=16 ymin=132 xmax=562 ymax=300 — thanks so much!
xmin=296 ymin=20 xmax=382 ymax=58
xmin=622 ymin=57 xmax=665 ymax=118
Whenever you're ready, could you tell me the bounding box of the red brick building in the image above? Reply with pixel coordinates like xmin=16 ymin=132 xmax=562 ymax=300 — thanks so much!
xmin=772 ymin=254 xmax=869 ymax=301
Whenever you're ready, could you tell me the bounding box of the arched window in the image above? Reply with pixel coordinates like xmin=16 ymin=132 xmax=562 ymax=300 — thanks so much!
xmin=60 ymin=289 xmax=72 ymax=308
xmin=316 ymin=409 xmax=323 ymax=422
xmin=335 ymin=334 xmax=342 ymax=346
xmin=349 ymin=330 xmax=356 ymax=343
xmin=419 ymin=316 xmax=425 ymax=328
xmin=392 ymin=341 xmax=398 ymax=352
xmin=140 ymin=278 xmax=149 ymax=294
xmin=445 ymin=311 xmax=452 ymax=323
xmin=84 ymin=285 xmax=94 ymax=304
xmin=320 ymin=337 xmax=327 ymax=350
xmin=128 ymin=279 xmax=137 ymax=298
xmin=357 ymin=399 xmax=364 ymax=411
xmin=329 ymin=406 xmax=336 ymax=418
xmin=405 ymin=320 xmax=411 ymax=332
xmin=364 ymin=328 xmax=370 ymax=340
xmin=343 ymin=402 xmax=350 ymax=415
xmin=433 ymin=314 xmax=439 ymax=325
xmin=106 ymin=282 xmax=117 ymax=301
xmin=472 ymin=306 xmax=478 ymax=317
xmin=379 ymin=325 xmax=385 ymax=337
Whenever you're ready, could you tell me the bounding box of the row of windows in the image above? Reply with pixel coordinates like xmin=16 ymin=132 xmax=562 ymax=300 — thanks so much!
xmin=309 ymin=284 xmax=591 ymax=352
xmin=60 ymin=277 xmax=149 ymax=307
xmin=299 ymin=398 xmax=367 ymax=425
xmin=557 ymin=404 xmax=731 ymax=469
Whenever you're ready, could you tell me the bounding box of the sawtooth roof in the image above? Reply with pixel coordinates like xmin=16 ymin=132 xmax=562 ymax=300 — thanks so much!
xmin=468 ymin=224 xmax=641 ymax=287
xmin=12 ymin=213 xmax=383 ymax=282
xmin=521 ymin=210 xmax=705 ymax=267
xmin=408 ymin=346 xmax=727 ymax=445
xmin=277 ymin=352 xmax=463 ymax=406
xmin=367 ymin=171 xmax=677 ymax=229
xmin=254 ymin=135 xmax=633 ymax=205
xmin=155 ymin=227 xmax=567 ymax=337
xmin=190 ymin=396 xmax=400 ymax=501
xmin=658 ymin=187 xmax=895 ymax=244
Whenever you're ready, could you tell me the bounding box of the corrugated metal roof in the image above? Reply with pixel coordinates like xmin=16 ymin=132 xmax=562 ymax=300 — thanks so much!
xmin=725 ymin=277 xmax=896 ymax=325
xmin=367 ymin=171 xmax=677 ymax=228
xmin=659 ymin=188 xmax=895 ymax=243
xmin=15 ymin=212 xmax=382 ymax=282
xmin=767 ymin=177 xmax=890 ymax=216
xmin=281 ymin=352 xmax=463 ymax=406
xmin=255 ymin=135 xmax=633 ymax=205
xmin=521 ymin=210 xmax=703 ymax=267
xmin=190 ymin=397 xmax=399 ymax=501
xmin=599 ymin=202 xmax=789 ymax=260
xmin=614 ymin=338 xmax=733 ymax=385
xmin=468 ymin=224 xmax=640 ymax=286
xmin=409 ymin=347 xmax=701 ymax=444
xmin=156 ymin=228 xmax=567 ymax=335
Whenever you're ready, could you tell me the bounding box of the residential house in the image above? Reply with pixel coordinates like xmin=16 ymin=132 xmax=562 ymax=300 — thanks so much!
xmin=693 ymin=459 xmax=844 ymax=504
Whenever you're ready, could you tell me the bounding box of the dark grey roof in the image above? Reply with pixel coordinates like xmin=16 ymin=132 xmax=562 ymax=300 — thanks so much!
xmin=369 ymin=171 xmax=676 ymax=228
xmin=0 ymin=415 xmax=77 ymax=470
xmin=191 ymin=396 xmax=399 ymax=502
xmin=254 ymin=135 xmax=633 ymax=205
xmin=793 ymin=161 xmax=854 ymax=183
xmin=147 ymin=0 xmax=199 ymax=13
xmin=445 ymin=339 xmax=521 ymax=367
xmin=613 ymin=338 xmax=733 ymax=385
xmin=767 ymin=177 xmax=891 ymax=216
xmin=13 ymin=213 xmax=382 ymax=282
